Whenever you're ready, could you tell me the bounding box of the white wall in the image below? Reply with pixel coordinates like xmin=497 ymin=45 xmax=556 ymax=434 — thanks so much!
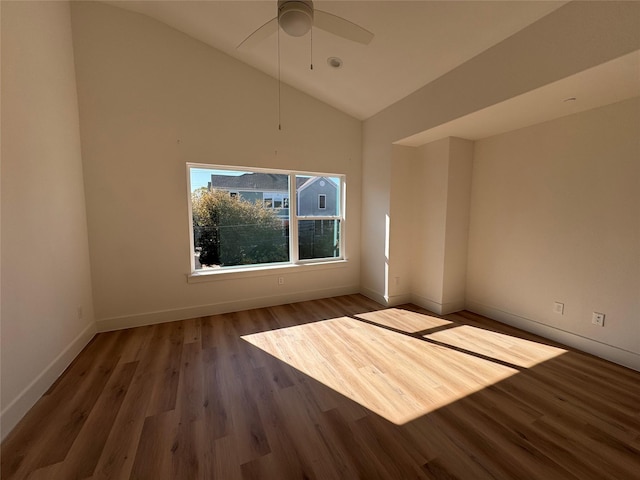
xmin=1 ymin=1 xmax=96 ymax=439
xmin=409 ymin=140 xmax=450 ymax=308
xmin=467 ymin=98 xmax=640 ymax=370
xmin=361 ymin=1 xmax=639 ymax=369
xmin=360 ymin=127 xmax=392 ymax=303
xmin=442 ymin=138 xmax=473 ymax=310
xmin=362 ymin=1 xmax=640 ymax=307
xmin=388 ymin=137 xmax=473 ymax=315
xmin=386 ymin=145 xmax=415 ymax=305
xmin=70 ymin=2 xmax=362 ymax=330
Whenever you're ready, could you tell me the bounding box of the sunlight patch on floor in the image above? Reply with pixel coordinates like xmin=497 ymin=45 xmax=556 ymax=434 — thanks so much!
xmin=241 ymin=309 xmax=567 ymax=425
xmin=355 ymin=308 xmax=453 ymax=333
xmin=424 ymin=324 xmax=567 ymax=369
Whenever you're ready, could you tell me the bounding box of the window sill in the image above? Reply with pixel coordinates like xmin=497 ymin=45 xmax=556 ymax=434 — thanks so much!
xmin=186 ymin=259 xmax=349 ymax=284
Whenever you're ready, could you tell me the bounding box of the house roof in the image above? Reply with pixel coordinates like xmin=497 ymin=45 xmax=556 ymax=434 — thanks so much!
xmin=210 ymin=173 xmax=310 ymax=191
xmin=297 ymin=176 xmax=338 ymax=194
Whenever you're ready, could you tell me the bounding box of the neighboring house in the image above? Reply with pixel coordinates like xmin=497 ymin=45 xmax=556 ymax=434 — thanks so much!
xmin=209 ymin=172 xmax=338 ymax=217
xmin=296 ymin=177 xmax=338 ymax=216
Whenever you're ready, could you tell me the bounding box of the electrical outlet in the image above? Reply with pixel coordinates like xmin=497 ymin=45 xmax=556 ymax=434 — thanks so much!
xmin=592 ymin=312 xmax=605 ymax=327
xmin=553 ymin=302 xmax=564 ymax=315
xmin=278 ymin=277 xmax=285 ymax=285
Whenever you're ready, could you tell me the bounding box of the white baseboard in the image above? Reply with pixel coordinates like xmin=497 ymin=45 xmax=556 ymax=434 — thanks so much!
xmin=359 ymin=287 xmax=388 ymax=306
xmin=387 ymin=293 xmax=412 ymax=306
xmin=1 ymin=321 xmax=97 ymax=441
xmin=97 ymin=285 xmax=360 ymax=332
xmin=441 ymin=299 xmax=466 ymax=315
xmin=466 ymin=299 xmax=640 ymax=372
xmin=358 ymin=287 xmax=411 ymax=307
xmin=407 ymin=294 xmax=465 ymax=316
xmin=359 ymin=289 xmax=465 ymax=315
xmin=409 ymin=294 xmax=443 ymax=314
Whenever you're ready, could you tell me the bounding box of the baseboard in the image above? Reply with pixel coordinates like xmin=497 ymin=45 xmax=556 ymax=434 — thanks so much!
xmin=466 ymin=299 xmax=640 ymax=372
xmin=97 ymin=285 xmax=360 ymax=332
xmin=359 ymin=289 xmax=465 ymax=314
xmin=359 ymin=287 xmax=388 ymax=306
xmin=1 ymin=321 xmax=97 ymax=441
xmin=387 ymin=293 xmax=412 ymax=306
xmin=409 ymin=294 xmax=443 ymax=314
xmin=358 ymin=288 xmax=411 ymax=307
xmin=408 ymin=294 xmax=465 ymax=316
xmin=441 ymin=299 xmax=466 ymax=315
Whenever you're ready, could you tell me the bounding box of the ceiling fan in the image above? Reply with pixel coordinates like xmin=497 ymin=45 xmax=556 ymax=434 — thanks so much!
xmin=237 ymin=0 xmax=374 ymax=49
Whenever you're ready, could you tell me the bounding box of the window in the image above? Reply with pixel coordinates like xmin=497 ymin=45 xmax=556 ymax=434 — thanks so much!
xmin=188 ymin=164 xmax=344 ymax=272
xmin=262 ymin=192 xmax=288 ymax=211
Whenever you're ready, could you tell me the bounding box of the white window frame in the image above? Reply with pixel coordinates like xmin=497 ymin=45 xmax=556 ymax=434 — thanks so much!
xmin=186 ymin=163 xmax=346 ymax=280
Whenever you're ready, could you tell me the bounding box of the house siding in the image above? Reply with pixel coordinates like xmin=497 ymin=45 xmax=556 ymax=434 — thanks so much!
xmin=297 ymin=178 xmax=338 ymax=216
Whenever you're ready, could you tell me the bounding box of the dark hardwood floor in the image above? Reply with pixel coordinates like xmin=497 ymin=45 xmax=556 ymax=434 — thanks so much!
xmin=2 ymin=294 xmax=639 ymax=479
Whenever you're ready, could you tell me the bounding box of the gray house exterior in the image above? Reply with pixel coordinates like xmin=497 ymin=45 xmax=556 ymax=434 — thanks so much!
xmin=208 ymin=173 xmax=339 ymax=217
xmin=296 ymin=177 xmax=338 ymax=216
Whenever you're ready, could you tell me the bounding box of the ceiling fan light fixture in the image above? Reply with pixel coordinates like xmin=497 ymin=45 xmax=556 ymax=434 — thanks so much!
xmin=278 ymin=0 xmax=314 ymax=37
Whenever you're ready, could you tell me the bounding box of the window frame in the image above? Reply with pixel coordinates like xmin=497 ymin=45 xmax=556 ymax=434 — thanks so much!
xmin=186 ymin=163 xmax=346 ymax=278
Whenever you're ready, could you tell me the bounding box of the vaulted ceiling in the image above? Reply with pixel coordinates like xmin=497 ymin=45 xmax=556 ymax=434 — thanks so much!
xmin=107 ymin=1 xmax=570 ymax=119
xmin=107 ymin=1 xmax=639 ymax=139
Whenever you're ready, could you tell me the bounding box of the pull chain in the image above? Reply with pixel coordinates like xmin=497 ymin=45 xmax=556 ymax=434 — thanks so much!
xmin=310 ymin=27 xmax=314 ymax=70
xmin=278 ymin=23 xmax=282 ymax=131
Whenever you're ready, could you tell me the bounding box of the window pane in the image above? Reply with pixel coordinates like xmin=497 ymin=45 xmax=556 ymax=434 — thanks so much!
xmin=191 ymin=169 xmax=290 ymax=269
xmin=296 ymin=176 xmax=340 ymax=216
xmin=298 ymin=220 xmax=340 ymax=260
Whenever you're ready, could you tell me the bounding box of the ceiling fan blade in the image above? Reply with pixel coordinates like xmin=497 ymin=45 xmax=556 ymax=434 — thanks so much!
xmin=314 ymin=10 xmax=374 ymax=45
xmin=237 ymin=17 xmax=278 ymax=49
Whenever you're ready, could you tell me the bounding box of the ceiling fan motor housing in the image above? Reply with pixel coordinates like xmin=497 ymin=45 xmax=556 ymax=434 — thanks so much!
xmin=278 ymin=0 xmax=314 ymax=37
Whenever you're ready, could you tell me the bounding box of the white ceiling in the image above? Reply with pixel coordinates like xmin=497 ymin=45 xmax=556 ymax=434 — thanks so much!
xmin=107 ymin=0 xmax=569 ymax=120
xmin=397 ymin=50 xmax=640 ymax=146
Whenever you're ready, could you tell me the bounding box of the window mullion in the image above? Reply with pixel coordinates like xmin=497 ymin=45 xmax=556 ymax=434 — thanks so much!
xmin=289 ymin=173 xmax=299 ymax=263
xmin=187 ymin=163 xmax=196 ymax=273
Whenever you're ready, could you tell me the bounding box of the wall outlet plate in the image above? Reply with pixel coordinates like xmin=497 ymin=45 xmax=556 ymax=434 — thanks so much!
xmin=592 ymin=312 xmax=605 ymax=327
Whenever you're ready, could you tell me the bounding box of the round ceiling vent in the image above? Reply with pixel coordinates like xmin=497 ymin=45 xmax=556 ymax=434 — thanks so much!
xmin=327 ymin=57 xmax=343 ymax=68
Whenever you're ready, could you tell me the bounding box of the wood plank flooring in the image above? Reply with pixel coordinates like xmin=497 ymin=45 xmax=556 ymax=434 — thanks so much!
xmin=2 ymin=294 xmax=639 ymax=479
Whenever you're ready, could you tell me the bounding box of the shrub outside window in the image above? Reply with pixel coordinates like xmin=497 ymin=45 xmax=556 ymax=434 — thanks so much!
xmin=188 ymin=165 xmax=344 ymax=272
